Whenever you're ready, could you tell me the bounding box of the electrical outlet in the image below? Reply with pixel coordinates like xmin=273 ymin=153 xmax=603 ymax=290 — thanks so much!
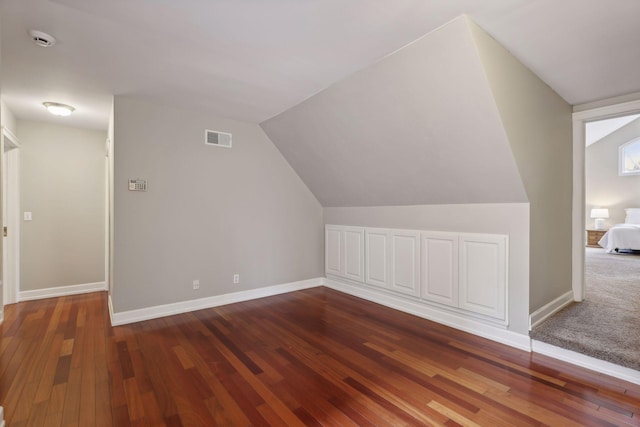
xmin=193 ymin=279 xmax=200 ymax=290
xmin=233 ymin=274 xmax=239 ymax=284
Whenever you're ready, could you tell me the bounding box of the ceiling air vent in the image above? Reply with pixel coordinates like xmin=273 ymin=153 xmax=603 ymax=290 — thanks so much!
xmin=205 ymin=129 xmax=232 ymax=148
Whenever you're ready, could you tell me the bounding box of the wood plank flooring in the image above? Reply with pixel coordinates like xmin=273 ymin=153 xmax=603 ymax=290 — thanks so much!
xmin=1 ymin=288 xmax=639 ymax=426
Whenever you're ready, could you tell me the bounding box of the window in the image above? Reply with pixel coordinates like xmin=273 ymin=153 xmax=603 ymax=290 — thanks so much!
xmin=619 ymin=136 xmax=640 ymax=176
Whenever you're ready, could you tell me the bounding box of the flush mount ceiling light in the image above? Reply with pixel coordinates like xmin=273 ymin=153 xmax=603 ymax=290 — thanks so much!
xmin=43 ymin=102 xmax=75 ymax=116
xmin=29 ymin=30 xmax=56 ymax=47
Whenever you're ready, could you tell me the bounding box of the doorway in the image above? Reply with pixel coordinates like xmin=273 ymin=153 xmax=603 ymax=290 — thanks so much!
xmin=573 ymin=99 xmax=640 ymax=300
xmin=527 ymin=99 xmax=640 ymax=380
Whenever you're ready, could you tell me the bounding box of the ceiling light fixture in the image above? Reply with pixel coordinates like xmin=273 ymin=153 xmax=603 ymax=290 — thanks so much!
xmin=43 ymin=102 xmax=75 ymax=116
xmin=29 ymin=30 xmax=56 ymax=47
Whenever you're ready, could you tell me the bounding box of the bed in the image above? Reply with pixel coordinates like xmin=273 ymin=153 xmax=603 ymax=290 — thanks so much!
xmin=598 ymin=208 xmax=640 ymax=253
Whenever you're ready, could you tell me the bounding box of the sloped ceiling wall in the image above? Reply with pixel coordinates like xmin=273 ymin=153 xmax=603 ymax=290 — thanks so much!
xmin=469 ymin=19 xmax=572 ymax=311
xmin=261 ymin=16 xmax=527 ymax=207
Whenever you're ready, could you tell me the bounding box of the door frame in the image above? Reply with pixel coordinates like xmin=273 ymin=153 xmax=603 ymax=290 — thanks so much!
xmin=572 ymin=99 xmax=640 ymax=301
xmin=2 ymin=126 xmax=20 ymax=305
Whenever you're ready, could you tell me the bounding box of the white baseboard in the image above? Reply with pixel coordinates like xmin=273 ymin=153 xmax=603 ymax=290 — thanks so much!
xmin=532 ymin=340 xmax=640 ymax=385
xmin=323 ymin=278 xmax=531 ymax=352
xmin=18 ymin=281 xmax=107 ymax=302
xmin=110 ymin=278 xmax=323 ymax=326
xmin=529 ymin=290 xmax=574 ymax=330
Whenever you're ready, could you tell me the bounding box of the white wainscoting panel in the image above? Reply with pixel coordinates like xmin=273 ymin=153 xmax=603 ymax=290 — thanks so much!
xmin=391 ymin=231 xmax=420 ymax=297
xmin=365 ymin=229 xmax=390 ymax=288
xmin=459 ymin=234 xmax=507 ymax=321
xmin=421 ymin=232 xmax=458 ymax=307
xmin=343 ymin=227 xmax=365 ymax=282
xmin=325 ymin=226 xmax=343 ymax=277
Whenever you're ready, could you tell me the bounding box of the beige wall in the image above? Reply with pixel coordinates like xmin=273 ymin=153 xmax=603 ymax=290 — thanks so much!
xmin=469 ymin=20 xmax=573 ymax=313
xmin=586 ymin=118 xmax=640 ymax=227
xmin=112 ymin=96 xmax=323 ymax=313
xmin=19 ymin=120 xmax=106 ymax=291
xmin=324 ymin=203 xmax=530 ymax=335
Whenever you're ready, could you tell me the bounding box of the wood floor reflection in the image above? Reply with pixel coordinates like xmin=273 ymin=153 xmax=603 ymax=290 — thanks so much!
xmin=1 ymin=288 xmax=639 ymax=426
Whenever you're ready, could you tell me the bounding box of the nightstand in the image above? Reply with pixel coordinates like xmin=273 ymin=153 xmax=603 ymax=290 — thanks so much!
xmin=586 ymin=229 xmax=607 ymax=247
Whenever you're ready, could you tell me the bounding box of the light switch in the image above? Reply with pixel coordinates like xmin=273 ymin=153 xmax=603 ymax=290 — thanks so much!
xmin=24 ymin=212 xmax=32 ymax=221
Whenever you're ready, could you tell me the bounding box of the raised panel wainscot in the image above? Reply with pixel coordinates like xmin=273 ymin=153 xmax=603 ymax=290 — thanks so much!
xmin=326 ymin=226 xmax=365 ymax=282
xmin=325 ymin=225 xmax=509 ymax=328
xmin=390 ymin=231 xmax=421 ymax=297
xmin=458 ymin=233 xmax=507 ymax=321
xmin=421 ymin=232 xmax=459 ymax=307
xmin=365 ymin=228 xmax=391 ymax=288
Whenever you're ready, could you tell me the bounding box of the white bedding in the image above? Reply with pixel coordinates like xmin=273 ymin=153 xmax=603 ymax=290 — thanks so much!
xmin=598 ymin=224 xmax=640 ymax=253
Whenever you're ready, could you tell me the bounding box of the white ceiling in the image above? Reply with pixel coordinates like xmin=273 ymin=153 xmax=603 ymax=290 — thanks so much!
xmin=2 ymin=0 xmax=640 ymax=130
xmin=585 ymin=115 xmax=640 ymax=147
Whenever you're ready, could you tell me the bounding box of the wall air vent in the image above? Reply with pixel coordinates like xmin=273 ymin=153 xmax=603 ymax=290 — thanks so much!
xmin=205 ymin=130 xmax=232 ymax=148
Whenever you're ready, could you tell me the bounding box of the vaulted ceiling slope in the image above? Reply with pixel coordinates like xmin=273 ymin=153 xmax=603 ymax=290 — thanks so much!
xmin=261 ymin=16 xmax=531 ymax=207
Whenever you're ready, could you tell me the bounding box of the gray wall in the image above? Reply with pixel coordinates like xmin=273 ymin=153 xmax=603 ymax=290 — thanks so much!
xmin=586 ymin=118 xmax=640 ymax=227
xmin=469 ymin=21 xmax=573 ymax=312
xmin=112 ymin=96 xmax=323 ymax=313
xmin=261 ymin=16 xmax=527 ymax=207
xmin=324 ymin=203 xmax=530 ymax=334
xmin=19 ymin=120 xmax=106 ymax=291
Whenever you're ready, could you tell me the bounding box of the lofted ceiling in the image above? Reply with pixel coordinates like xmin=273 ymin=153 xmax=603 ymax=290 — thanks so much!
xmin=1 ymin=0 xmax=640 ymax=130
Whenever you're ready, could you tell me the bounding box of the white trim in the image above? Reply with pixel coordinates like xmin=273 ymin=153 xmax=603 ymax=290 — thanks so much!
xmin=323 ymin=277 xmax=531 ymax=352
xmin=572 ymin=98 xmax=640 ymax=301
xmin=572 ymin=114 xmax=586 ymax=301
xmin=110 ymin=278 xmax=322 ymax=326
xmin=18 ymin=281 xmax=107 ymax=301
xmin=528 ymin=290 xmax=573 ymax=330
xmin=532 ymin=340 xmax=640 ymax=386
xmin=108 ymin=294 xmax=115 ymax=326
xmin=1 ymin=127 xmax=19 ymax=149
xmin=104 ymin=141 xmax=110 ymax=305
xmin=573 ymin=99 xmax=640 ymax=121
xmin=2 ymin=127 xmax=20 ymax=306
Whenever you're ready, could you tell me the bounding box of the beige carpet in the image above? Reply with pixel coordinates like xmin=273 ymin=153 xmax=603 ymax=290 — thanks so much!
xmin=530 ymin=247 xmax=640 ymax=371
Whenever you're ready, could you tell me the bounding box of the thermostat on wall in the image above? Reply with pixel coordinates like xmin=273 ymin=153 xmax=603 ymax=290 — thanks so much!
xmin=128 ymin=179 xmax=147 ymax=191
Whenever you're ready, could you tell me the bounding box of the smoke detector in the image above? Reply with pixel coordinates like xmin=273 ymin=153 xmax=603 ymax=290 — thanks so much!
xmin=29 ymin=30 xmax=56 ymax=47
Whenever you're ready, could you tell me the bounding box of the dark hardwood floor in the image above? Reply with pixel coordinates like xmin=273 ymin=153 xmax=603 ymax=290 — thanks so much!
xmin=1 ymin=288 xmax=639 ymax=426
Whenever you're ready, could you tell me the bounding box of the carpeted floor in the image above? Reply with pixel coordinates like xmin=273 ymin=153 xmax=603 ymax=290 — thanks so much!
xmin=531 ymin=247 xmax=640 ymax=371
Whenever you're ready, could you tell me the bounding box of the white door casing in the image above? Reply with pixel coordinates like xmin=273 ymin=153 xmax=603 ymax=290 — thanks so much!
xmin=1 ymin=127 xmax=19 ymax=310
xmin=572 ymin=99 xmax=640 ymax=301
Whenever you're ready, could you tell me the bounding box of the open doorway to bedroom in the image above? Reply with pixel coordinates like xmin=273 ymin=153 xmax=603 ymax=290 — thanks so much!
xmin=532 ymin=110 xmax=640 ymax=374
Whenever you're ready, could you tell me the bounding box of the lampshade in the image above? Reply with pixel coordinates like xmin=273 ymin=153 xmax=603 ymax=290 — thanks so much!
xmin=590 ymin=208 xmax=609 ymax=219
